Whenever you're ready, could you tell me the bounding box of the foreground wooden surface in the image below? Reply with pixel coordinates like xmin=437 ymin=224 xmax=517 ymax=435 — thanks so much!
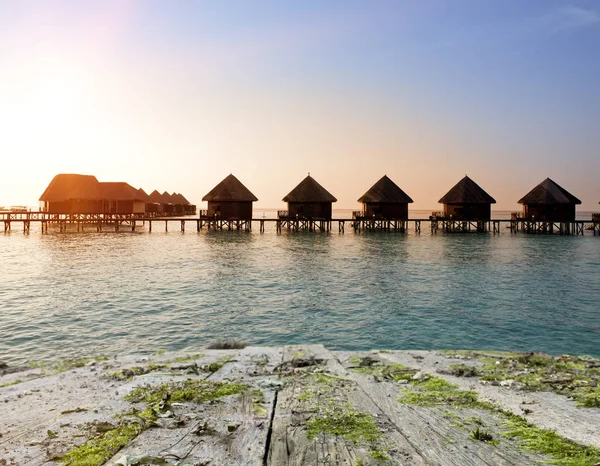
xmin=1 ymin=346 xmax=599 ymax=465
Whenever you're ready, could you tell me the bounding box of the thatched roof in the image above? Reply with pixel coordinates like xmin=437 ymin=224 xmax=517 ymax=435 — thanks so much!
xmin=160 ymin=191 xmax=174 ymax=205
xmin=283 ymin=175 xmax=337 ymax=203
xmin=202 ymin=174 xmax=258 ymax=202
xmin=39 ymin=174 xmax=100 ymax=201
xmin=518 ymin=178 xmax=581 ymax=205
xmin=439 ymin=176 xmax=496 ymax=205
xmin=178 ymin=193 xmax=190 ymax=204
xmin=149 ymin=190 xmax=163 ymax=203
xmin=137 ymin=188 xmax=151 ymax=202
xmin=358 ymin=175 xmax=413 ymax=204
xmin=171 ymin=193 xmax=189 ymax=205
xmin=99 ymin=182 xmax=144 ymax=201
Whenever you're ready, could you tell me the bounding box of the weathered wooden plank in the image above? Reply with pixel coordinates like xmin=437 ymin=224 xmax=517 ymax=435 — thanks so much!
xmin=106 ymin=346 xmax=283 ymax=466
xmin=267 ymin=345 xmax=428 ymax=465
xmin=377 ymin=350 xmax=600 ymax=449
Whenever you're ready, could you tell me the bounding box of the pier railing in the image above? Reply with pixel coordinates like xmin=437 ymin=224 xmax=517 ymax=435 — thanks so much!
xmin=277 ymin=210 xmax=289 ymax=219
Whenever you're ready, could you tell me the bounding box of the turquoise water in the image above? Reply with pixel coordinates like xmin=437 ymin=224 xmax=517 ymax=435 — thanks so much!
xmin=1 ymin=220 xmax=599 ymax=364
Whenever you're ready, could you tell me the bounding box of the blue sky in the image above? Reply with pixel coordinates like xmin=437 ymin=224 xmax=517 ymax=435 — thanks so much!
xmin=0 ymin=1 xmax=598 ymax=209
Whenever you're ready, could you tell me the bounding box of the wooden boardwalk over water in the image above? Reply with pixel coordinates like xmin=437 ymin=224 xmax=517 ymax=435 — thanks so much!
xmin=1 ymin=345 xmax=599 ymax=465
xmin=1 ymin=211 xmax=599 ymax=235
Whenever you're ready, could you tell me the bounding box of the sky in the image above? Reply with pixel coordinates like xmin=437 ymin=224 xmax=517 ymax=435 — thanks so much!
xmin=0 ymin=1 xmax=599 ymax=211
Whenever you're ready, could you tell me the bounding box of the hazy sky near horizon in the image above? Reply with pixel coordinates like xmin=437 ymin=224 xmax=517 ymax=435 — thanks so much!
xmin=1 ymin=1 xmax=599 ymax=210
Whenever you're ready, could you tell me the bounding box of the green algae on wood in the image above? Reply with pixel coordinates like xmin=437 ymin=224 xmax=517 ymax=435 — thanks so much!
xmin=0 ymin=379 xmax=23 ymax=388
xmin=502 ymin=415 xmax=600 ymax=466
xmin=124 ymin=379 xmax=246 ymax=405
xmin=394 ymin=365 xmax=600 ymax=465
xmin=60 ymin=405 xmax=160 ymax=465
xmin=443 ymin=350 xmax=600 ymax=408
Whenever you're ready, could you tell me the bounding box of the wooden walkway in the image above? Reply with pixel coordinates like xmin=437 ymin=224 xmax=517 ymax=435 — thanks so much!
xmin=1 ymin=212 xmax=599 ymax=235
xmin=1 ymin=346 xmax=599 ymax=465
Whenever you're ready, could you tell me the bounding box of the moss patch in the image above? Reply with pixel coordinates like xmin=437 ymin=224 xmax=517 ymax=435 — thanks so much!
xmin=306 ymin=403 xmax=390 ymax=462
xmin=106 ymin=363 xmax=167 ymax=381
xmin=395 ymin=364 xmax=600 ymax=465
xmin=0 ymin=379 xmax=23 ymax=388
xmin=60 ymin=408 xmax=157 ymax=466
xmin=503 ymin=415 xmax=600 ymax=466
xmin=124 ymin=379 xmax=246 ymax=405
xmin=398 ymin=375 xmax=487 ymax=408
xmin=443 ymin=351 xmax=600 ymax=408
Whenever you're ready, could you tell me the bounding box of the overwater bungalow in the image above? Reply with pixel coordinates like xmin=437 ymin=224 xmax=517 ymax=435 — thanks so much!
xmin=39 ymin=174 xmax=103 ymax=213
xmin=40 ymin=174 xmax=146 ymax=214
xmin=160 ymin=191 xmax=175 ymax=215
xmin=202 ymin=174 xmax=258 ymax=220
xmin=518 ymin=178 xmax=581 ymax=222
xmin=147 ymin=190 xmax=163 ymax=213
xmin=281 ymin=174 xmax=337 ymax=220
xmin=438 ymin=175 xmax=496 ymax=221
xmin=356 ymin=175 xmax=413 ymax=219
xmin=99 ymin=182 xmax=147 ymax=214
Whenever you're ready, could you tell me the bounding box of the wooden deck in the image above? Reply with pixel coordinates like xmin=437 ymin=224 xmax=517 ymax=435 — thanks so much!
xmin=1 ymin=346 xmax=599 ymax=465
xmin=1 ymin=211 xmax=599 ymax=235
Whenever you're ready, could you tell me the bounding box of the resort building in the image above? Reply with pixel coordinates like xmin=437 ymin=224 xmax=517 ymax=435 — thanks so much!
xmin=99 ymin=182 xmax=147 ymax=214
xmin=438 ymin=175 xmax=496 ymax=221
xmin=39 ymin=174 xmax=102 ymax=213
xmin=356 ymin=175 xmax=413 ymax=219
xmin=518 ymin=178 xmax=581 ymax=222
xmin=281 ymin=174 xmax=337 ymax=220
xmin=145 ymin=190 xmax=162 ymax=214
xmin=39 ymin=174 xmax=148 ymax=214
xmin=202 ymin=174 xmax=258 ymax=220
xmin=160 ymin=191 xmax=175 ymax=215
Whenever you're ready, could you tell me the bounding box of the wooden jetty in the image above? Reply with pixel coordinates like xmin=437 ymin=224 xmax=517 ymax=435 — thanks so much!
xmin=1 ymin=211 xmax=599 ymax=236
xmin=1 ymin=345 xmax=599 ymax=465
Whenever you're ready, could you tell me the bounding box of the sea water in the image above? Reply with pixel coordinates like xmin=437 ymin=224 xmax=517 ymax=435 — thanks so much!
xmin=1 ymin=212 xmax=599 ymax=364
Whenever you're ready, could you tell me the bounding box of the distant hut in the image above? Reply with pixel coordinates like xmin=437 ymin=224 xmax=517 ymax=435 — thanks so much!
xmin=160 ymin=191 xmax=175 ymax=215
xmin=179 ymin=193 xmax=196 ymax=215
xmin=438 ymin=175 xmax=496 ymax=221
xmin=282 ymin=175 xmax=337 ymax=220
xmin=39 ymin=174 xmax=102 ymax=213
xmin=148 ymin=190 xmax=163 ymax=214
xmin=99 ymin=182 xmax=146 ymax=214
xmin=202 ymin=174 xmax=258 ymax=219
xmin=137 ymin=188 xmax=151 ymax=214
xmin=357 ymin=175 xmax=413 ymax=219
xmin=171 ymin=193 xmax=184 ymax=214
xmin=518 ymin=178 xmax=581 ymax=222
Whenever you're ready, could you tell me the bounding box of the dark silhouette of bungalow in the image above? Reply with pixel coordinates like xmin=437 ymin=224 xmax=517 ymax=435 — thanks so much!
xmin=357 ymin=175 xmax=413 ymax=219
xmin=202 ymin=174 xmax=258 ymax=219
xmin=148 ymin=190 xmax=163 ymax=213
xmin=518 ymin=178 xmax=581 ymax=222
xmin=282 ymin=175 xmax=337 ymax=220
xmin=160 ymin=191 xmax=175 ymax=215
xmin=438 ymin=175 xmax=496 ymax=221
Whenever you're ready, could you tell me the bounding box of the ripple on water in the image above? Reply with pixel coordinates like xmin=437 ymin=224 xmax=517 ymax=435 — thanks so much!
xmin=0 ymin=227 xmax=599 ymax=364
